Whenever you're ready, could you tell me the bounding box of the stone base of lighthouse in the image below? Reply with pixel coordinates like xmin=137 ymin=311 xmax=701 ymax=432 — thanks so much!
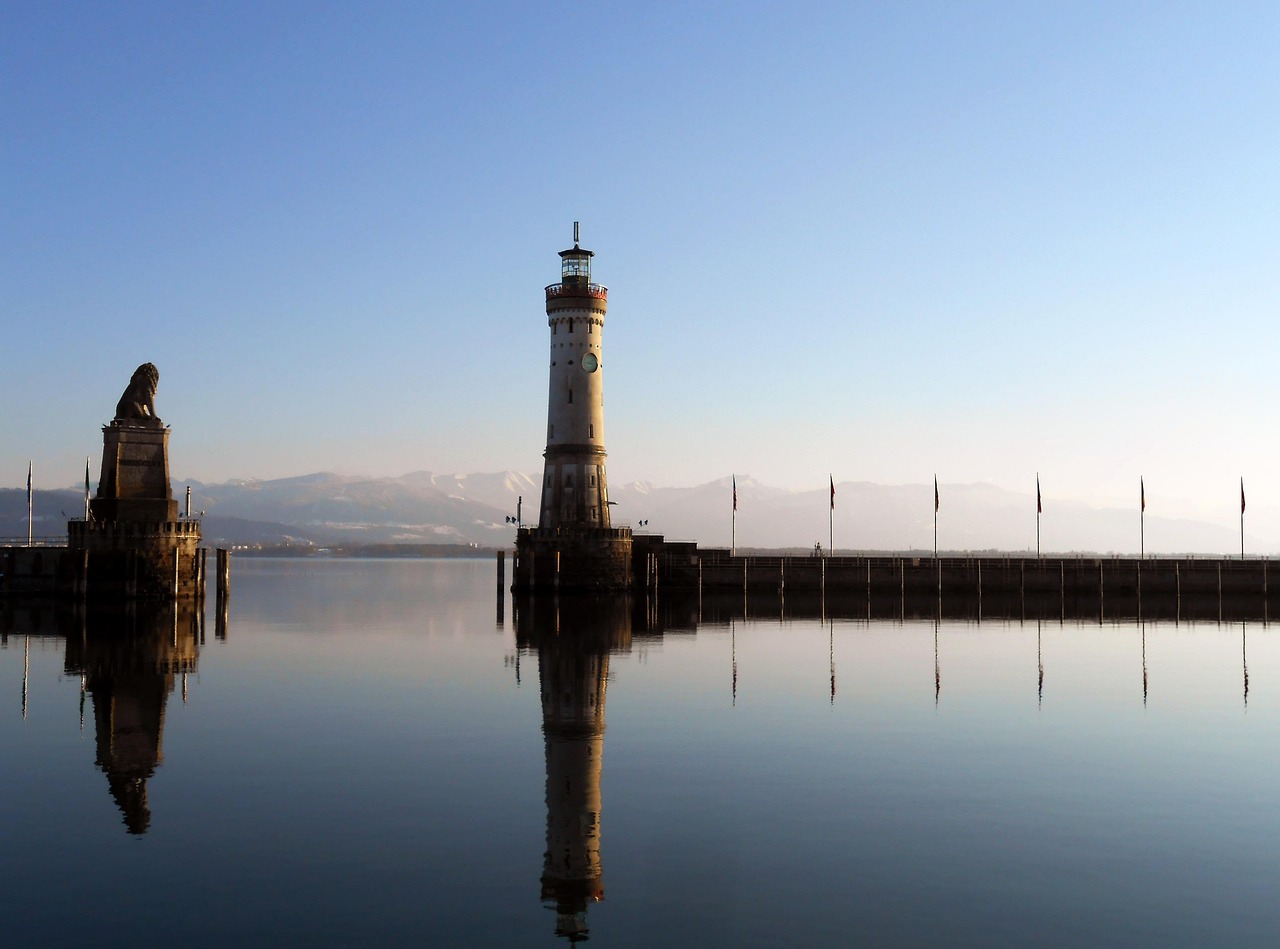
xmin=514 ymin=527 xmax=633 ymax=593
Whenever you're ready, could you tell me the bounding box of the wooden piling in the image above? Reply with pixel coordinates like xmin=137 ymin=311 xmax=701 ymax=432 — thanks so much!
xmin=215 ymin=548 xmax=230 ymax=599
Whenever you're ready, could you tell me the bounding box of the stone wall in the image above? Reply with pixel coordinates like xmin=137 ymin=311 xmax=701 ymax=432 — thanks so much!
xmin=515 ymin=527 xmax=633 ymax=593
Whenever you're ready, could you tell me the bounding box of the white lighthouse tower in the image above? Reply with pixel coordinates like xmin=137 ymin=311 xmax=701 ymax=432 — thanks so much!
xmin=540 ymin=223 xmax=611 ymax=529
xmin=515 ymin=226 xmax=632 ymax=592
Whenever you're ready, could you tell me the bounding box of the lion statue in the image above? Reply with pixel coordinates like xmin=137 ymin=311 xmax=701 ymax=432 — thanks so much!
xmin=114 ymin=362 xmax=161 ymax=423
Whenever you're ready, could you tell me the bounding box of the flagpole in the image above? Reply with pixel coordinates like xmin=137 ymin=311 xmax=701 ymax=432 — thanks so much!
xmin=1240 ymin=477 xmax=1246 ymax=560
xmin=934 ymin=475 xmax=940 ymax=597
xmin=933 ymin=474 xmax=938 ymax=559
xmin=27 ymin=461 xmax=33 ymax=547
xmin=731 ymin=475 xmax=737 ymax=557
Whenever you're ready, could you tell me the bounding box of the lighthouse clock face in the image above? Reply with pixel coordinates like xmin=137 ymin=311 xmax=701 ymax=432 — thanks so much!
xmin=581 ymin=352 xmax=599 ymax=372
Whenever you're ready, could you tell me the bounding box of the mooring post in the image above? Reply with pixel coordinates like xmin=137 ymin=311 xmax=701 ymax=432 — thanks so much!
xmin=1099 ymin=561 xmax=1105 ymax=621
xmin=977 ymin=559 xmax=983 ymax=623
xmin=216 ymin=548 xmax=230 ymax=599
xmin=496 ymin=550 xmax=505 ymax=594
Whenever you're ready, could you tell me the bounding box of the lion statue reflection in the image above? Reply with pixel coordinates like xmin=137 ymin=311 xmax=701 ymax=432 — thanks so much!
xmin=114 ymin=362 xmax=162 ymax=423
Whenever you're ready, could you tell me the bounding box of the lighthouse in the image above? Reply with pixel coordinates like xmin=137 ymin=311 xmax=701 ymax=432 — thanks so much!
xmin=515 ymin=226 xmax=632 ymax=592
xmin=540 ymin=224 xmax=611 ymax=528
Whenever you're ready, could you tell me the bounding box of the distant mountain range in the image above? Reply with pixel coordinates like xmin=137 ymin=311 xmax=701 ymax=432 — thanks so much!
xmin=3 ymin=471 xmax=1275 ymax=556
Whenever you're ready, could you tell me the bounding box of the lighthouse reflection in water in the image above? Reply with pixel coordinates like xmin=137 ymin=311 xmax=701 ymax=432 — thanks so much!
xmin=517 ymin=596 xmax=632 ymax=942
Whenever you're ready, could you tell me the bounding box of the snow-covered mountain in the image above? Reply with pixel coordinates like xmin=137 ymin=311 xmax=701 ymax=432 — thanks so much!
xmin=4 ymin=472 xmax=1274 ymax=554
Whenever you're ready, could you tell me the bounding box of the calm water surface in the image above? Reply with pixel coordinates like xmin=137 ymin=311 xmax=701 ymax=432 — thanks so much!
xmin=2 ymin=559 xmax=1278 ymax=946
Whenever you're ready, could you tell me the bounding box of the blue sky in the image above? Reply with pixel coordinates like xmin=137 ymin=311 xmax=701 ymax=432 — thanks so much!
xmin=4 ymin=1 xmax=1279 ymax=522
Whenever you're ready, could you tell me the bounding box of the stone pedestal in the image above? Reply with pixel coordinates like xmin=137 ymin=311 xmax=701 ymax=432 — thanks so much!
xmin=91 ymin=422 xmax=178 ymax=522
xmin=67 ymin=420 xmax=203 ymax=600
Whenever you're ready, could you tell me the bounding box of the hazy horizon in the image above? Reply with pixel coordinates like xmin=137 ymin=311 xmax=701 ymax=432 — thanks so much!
xmin=6 ymin=468 xmax=1275 ymax=556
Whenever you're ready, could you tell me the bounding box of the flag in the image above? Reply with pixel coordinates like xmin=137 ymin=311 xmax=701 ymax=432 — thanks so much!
xmin=830 ymin=475 xmax=835 ymax=511
xmin=1141 ymin=477 xmax=1146 ymax=513
xmin=934 ymin=476 xmax=939 ymax=513
xmin=84 ymin=456 xmax=91 ymax=519
xmin=733 ymin=475 xmax=737 ymax=512
xmin=1241 ymin=477 xmax=1246 ymax=514
xmin=27 ymin=460 xmax=32 ymax=495
xmin=1036 ymin=475 xmax=1042 ymax=515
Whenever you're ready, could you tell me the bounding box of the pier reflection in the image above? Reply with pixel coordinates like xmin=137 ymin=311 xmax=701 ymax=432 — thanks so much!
xmin=692 ymin=587 xmax=1275 ymax=625
xmin=2 ymin=601 xmax=205 ymax=835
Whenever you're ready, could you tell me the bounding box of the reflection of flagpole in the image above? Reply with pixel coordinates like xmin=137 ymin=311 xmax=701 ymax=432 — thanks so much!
xmin=1141 ymin=621 xmax=1148 ymax=707
xmin=1037 ymin=619 xmax=1044 ymax=709
xmin=731 ymin=618 xmax=738 ymax=707
xmin=933 ymin=615 xmax=940 ymax=706
xmin=1243 ymin=622 xmax=1249 ymax=708
xmin=829 ymin=617 xmax=835 ymax=704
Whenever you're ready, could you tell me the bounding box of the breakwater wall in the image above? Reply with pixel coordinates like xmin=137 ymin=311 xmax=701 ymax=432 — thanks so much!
xmin=0 ymin=543 xmax=226 ymax=600
xmin=681 ymin=554 xmax=1271 ymax=598
xmin=637 ymin=544 xmax=1277 ymax=621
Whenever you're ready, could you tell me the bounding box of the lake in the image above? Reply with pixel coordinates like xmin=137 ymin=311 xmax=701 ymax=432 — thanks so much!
xmin=2 ymin=558 xmax=1278 ymax=946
